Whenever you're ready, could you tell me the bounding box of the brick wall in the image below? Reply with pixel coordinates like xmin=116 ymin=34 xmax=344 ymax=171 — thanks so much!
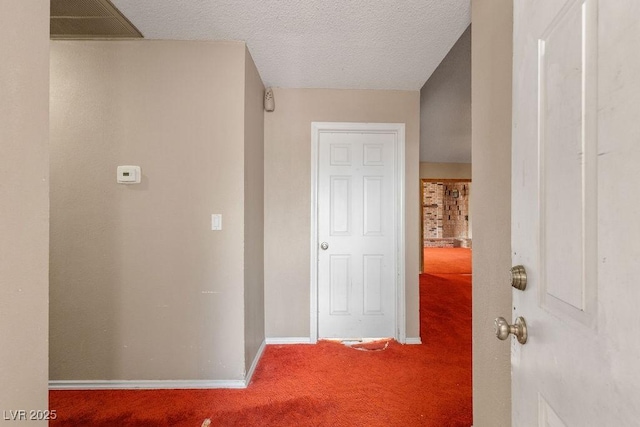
xmin=422 ymin=181 xmax=471 ymax=247
xmin=423 ymin=182 xmax=444 ymax=239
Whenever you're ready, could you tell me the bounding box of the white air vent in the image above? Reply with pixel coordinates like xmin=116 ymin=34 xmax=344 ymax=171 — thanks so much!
xmin=50 ymin=0 xmax=142 ymax=39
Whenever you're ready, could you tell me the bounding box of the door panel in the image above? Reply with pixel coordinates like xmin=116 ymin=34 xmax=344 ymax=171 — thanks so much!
xmin=330 ymin=176 xmax=351 ymax=235
xmin=317 ymin=127 xmax=397 ymax=339
xmin=512 ymin=0 xmax=640 ymax=424
xmin=329 ymin=255 xmax=350 ymax=314
xmin=537 ymin=0 xmax=598 ymax=325
xmin=363 ymin=255 xmax=383 ymax=314
xmin=363 ymin=177 xmax=383 ymax=235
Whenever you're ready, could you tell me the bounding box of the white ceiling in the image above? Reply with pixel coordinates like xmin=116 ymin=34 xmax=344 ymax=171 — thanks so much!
xmin=111 ymin=0 xmax=470 ymax=91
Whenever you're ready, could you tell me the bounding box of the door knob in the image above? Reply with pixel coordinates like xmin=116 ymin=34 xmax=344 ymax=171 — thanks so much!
xmin=495 ymin=316 xmax=528 ymax=344
xmin=510 ymin=265 xmax=527 ymax=290
xmin=320 ymin=242 xmax=329 ymax=250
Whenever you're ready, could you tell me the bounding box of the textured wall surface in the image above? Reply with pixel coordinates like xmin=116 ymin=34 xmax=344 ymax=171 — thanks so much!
xmin=419 ymin=162 xmax=472 ymax=180
xmin=471 ymin=0 xmax=513 ymax=425
xmin=0 ymin=1 xmax=50 ymax=421
xmin=420 ymin=26 xmax=471 ymax=162
xmin=50 ymin=40 xmax=250 ymax=381
xmin=243 ymin=47 xmax=266 ymax=374
xmin=264 ymin=88 xmax=420 ymax=340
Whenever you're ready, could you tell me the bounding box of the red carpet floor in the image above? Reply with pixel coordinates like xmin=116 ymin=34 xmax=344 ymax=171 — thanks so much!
xmin=423 ymin=247 xmax=472 ymax=274
xmin=50 ymin=249 xmax=472 ymax=426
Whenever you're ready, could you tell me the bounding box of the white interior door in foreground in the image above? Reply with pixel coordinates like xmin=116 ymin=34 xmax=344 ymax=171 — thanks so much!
xmin=312 ymin=123 xmax=404 ymax=341
xmin=511 ymin=0 xmax=640 ymax=424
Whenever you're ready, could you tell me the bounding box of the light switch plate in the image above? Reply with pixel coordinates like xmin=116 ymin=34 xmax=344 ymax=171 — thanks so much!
xmin=211 ymin=214 xmax=222 ymax=230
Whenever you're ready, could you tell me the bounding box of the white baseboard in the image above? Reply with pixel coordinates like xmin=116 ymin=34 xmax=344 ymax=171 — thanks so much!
xmin=244 ymin=339 xmax=266 ymax=386
xmin=50 ymin=339 xmax=269 ymax=391
xmin=265 ymin=337 xmax=313 ymax=345
xmin=405 ymin=337 xmax=422 ymax=345
xmin=49 ymin=379 xmax=246 ymax=390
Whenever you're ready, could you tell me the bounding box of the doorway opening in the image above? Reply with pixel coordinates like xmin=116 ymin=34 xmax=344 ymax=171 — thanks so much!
xmin=421 ymin=179 xmax=472 ymax=249
xmin=420 ymin=179 xmax=472 ymax=272
xmin=418 ymin=177 xmax=473 ymax=422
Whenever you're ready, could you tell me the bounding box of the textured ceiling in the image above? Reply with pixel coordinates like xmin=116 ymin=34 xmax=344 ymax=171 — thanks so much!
xmin=110 ymin=0 xmax=470 ymax=90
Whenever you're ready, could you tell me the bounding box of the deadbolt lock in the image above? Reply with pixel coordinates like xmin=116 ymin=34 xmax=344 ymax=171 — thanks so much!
xmin=510 ymin=265 xmax=527 ymax=290
xmin=495 ymin=316 xmax=528 ymax=345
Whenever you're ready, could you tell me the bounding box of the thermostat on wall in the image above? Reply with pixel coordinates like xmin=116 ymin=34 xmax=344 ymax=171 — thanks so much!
xmin=117 ymin=165 xmax=141 ymax=184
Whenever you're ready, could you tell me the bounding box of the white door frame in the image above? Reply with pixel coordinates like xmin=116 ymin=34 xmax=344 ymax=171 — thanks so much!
xmin=310 ymin=122 xmax=406 ymax=344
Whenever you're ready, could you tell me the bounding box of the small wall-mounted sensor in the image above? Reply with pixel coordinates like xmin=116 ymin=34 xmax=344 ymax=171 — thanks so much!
xmin=117 ymin=165 xmax=141 ymax=184
xmin=264 ymin=87 xmax=275 ymax=112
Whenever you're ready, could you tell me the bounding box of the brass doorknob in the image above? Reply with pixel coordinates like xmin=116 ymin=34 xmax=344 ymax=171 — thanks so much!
xmin=510 ymin=265 xmax=527 ymax=290
xmin=495 ymin=316 xmax=528 ymax=344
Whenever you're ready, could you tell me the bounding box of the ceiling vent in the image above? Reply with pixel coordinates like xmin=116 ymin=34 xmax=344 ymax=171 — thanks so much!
xmin=50 ymin=0 xmax=143 ymax=39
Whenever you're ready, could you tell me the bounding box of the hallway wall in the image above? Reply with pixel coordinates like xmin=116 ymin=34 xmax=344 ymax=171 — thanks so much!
xmin=264 ymin=88 xmax=421 ymax=340
xmin=243 ymin=48 xmax=266 ymax=374
xmin=419 ymin=162 xmax=471 ymax=180
xmin=420 ymin=26 xmax=471 ymax=163
xmin=50 ymin=40 xmax=263 ymax=382
xmin=471 ymin=0 xmax=513 ymax=425
xmin=0 ymin=0 xmax=50 ymax=417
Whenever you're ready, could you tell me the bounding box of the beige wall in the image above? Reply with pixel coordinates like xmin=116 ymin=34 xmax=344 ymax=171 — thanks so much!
xmin=420 ymin=26 xmax=471 ymax=163
xmin=471 ymin=0 xmax=513 ymax=425
xmin=419 ymin=162 xmax=472 ymax=180
xmin=0 ymin=1 xmax=50 ymax=420
xmin=50 ymin=40 xmax=257 ymax=381
xmin=264 ymin=88 xmax=421 ymax=339
xmin=243 ymin=48 xmax=266 ymax=373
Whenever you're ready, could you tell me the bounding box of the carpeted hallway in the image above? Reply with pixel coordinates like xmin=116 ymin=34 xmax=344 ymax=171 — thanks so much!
xmin=423 ymin=247 xmax=472 ymax=275
xmin=50 ymin=249 xmax=472 ymax=426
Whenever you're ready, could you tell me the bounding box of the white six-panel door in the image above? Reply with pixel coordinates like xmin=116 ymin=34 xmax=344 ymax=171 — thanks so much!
xmin=311 ymin=123 xmax=404 ymax=341
xmin=512 ymin=0 xmax=640 ymax=424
